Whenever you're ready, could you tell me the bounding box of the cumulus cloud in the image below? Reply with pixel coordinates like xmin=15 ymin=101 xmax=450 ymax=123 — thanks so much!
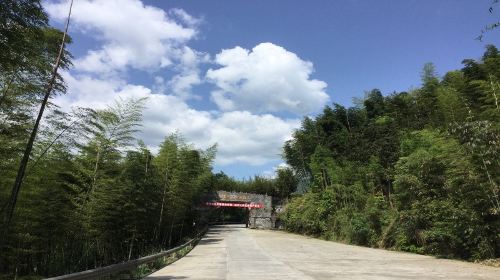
xmin=206 ymin=42 xmax=329 ymax=114
xmin=56 ymin=73 xmax=300 ymax=165
xmin=261 ymin=162 xmax=290 ymax=178
xmin=148 ymin=106 xmax=299 ymax=165
xmin=167 ymin=46 xmax=210 ymax=100
xmin=208 ymin=112 xmax=299 ymax=165
xmin=169 ymin=8 xmax=202 ymax=27
xmin=45 ymin=0 xmax=200 ymax=74
xmin=45 ymin=2 xmax=320 ymax=168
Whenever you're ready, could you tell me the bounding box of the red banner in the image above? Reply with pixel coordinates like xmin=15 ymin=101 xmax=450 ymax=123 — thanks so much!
xmin=205 ymin=202 xmax=264 ymax=208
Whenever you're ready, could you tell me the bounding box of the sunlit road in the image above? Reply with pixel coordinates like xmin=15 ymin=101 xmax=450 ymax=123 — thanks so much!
xmin=144 ymin=224 xmax=499 ymax=280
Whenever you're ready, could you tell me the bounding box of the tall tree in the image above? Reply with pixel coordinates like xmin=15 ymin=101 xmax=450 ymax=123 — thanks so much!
xmin=0 ymin=0 xmax=73 ymax=252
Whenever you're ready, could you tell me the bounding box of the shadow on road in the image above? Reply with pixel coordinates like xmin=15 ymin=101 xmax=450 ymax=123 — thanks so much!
xmin=197 ymin=238 xmax=223 ymax=245
xmin=144 ymin=276 xmax=187 ymax=279
xmin=208 ymin=224 xmax=245 ymax=232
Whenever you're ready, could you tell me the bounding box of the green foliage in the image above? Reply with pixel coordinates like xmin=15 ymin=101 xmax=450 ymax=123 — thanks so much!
xmin=208 ymin=167 xmax=298 ymax=200
xmin=393 ymin=130 xmax=495 ymax=259
xmin=281 ymin=45 xmax=500 ymax=261
xmin=275 ymin=167 xmax=298 ymax=200
xmin=0 ymin=96 xmax=216 ymax=278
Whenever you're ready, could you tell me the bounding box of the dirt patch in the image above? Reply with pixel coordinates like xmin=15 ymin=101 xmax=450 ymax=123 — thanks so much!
xmin=475 ymin=258 xmax=500 ymax=268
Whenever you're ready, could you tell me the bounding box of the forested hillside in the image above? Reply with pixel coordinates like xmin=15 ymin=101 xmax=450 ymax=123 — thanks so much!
xmin=281 ymin=46 xmax=500 ymax=260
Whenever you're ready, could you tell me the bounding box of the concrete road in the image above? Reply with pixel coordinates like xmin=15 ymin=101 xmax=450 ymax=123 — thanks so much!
xmin=145 ymin=224 xmax=500 ymax=280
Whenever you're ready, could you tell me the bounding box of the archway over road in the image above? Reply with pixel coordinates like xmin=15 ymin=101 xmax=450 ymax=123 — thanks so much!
xmin=204 ymin=191 xmax=273 ymax=229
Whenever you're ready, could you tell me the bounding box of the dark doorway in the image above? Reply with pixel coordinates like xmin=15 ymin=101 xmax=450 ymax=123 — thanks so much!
xmin=208 ymin=206 xmax=248 ymax=225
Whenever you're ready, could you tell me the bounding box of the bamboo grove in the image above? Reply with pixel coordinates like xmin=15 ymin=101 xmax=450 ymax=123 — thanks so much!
xmin=0 ymin=2 xmax=216 ymax=278
xmin=281 ymin=46 xmax=500 ymax=261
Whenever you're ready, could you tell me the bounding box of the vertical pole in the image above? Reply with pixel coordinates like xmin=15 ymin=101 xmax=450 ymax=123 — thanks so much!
xmin=245 ymin=208 xmax=249 ymax=228
xmin=0 ymin=0 xmax=74 ymax=253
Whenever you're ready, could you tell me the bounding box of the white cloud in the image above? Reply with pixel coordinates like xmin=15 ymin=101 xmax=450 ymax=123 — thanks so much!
xmin=167 ymin=46 xmax=210 ymax=100
xmin=45 ymin=0 xmax=199 ymax=74
xmin=45 ymin=2 xmax=317 ymax=169
xmin=56 ymin=73 xmax=300 ymax=165
xmin=261 ymin=162 xmax=290 ymax=178
xmin=206 ymin=42 xmax=329 ymax=115
xmin=169 ymin=8 xmax=202 ymax=27
xmin=209 ymin=111 xmax=299 ymax=165
xmin=146 ymin=107 xmax=300 ymax=165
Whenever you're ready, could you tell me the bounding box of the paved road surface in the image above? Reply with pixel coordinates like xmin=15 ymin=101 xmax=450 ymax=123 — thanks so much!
xmin=145 ymin=224 xmax=499 ymax=280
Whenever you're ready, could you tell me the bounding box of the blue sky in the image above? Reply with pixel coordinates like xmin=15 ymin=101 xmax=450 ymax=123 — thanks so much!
xmin=45 ymin=0 xmax=500 ymax=179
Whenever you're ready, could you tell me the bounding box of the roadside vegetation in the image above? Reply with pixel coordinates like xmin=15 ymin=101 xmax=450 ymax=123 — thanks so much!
xmin=281 ymin=46 xmax=500 ymax=261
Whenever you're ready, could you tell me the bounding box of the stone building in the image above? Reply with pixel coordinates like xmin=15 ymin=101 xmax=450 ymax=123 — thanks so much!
xmin=211 ymin=191 xmax=274 ymax=229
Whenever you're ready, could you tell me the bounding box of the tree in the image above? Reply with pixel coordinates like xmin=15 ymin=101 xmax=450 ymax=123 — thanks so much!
xmin=274 ymin=167 xmax=298 ymax=200
xmin=477 ymin=1 xmax=500 ymax=41
xmin=364 ymin=89 xmax=385 ymax=119
xmin=416 ymin=63 xmax=441 ymax=127
xmin=0 ymin=0 xmax=73 ymax=253
xmin=394 ymin=130 xmax=495 ymax=259
xmin=81 ymin=97 xmax=147 ymax=192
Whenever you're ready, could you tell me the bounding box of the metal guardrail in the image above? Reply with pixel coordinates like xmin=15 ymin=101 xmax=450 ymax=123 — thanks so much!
xmin=45 ymin=228 xmax=207 ymax=280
